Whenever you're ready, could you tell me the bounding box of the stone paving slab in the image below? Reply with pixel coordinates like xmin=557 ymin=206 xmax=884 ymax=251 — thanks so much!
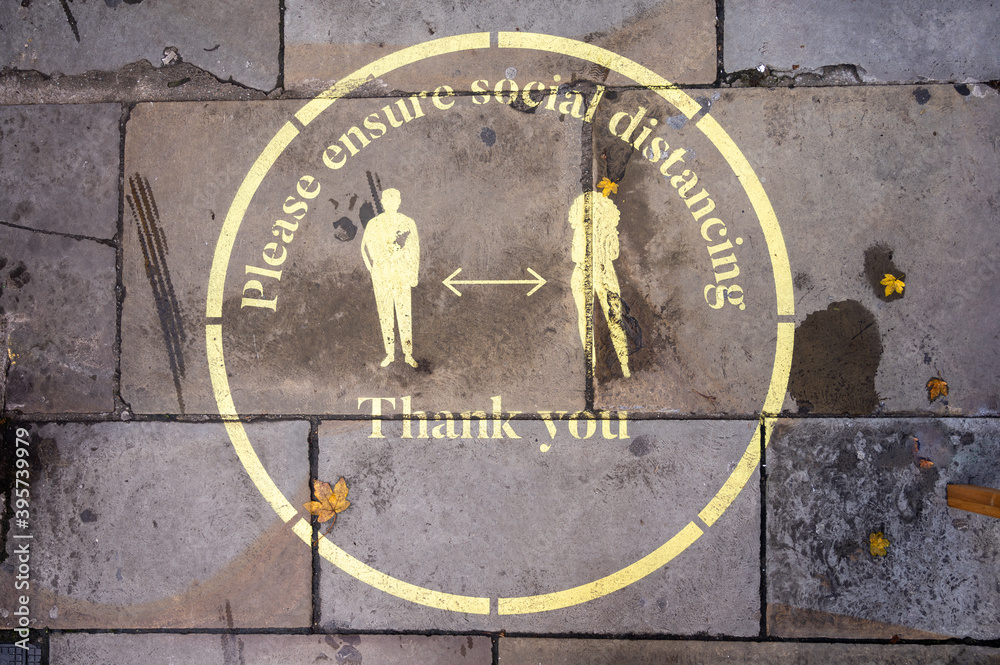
xmin=122 ymin=98 xmax=585 ymax=415
xmin=500 ymin=638 xmax=1000 ymax=664
xmin=316 ymin=419 xmax=760 ymax=634
xmin=0 ymin=421 xmax=311 ymax=629
xmin=767 ymin=418 xmax=1000 ymax=640
xmin=0 ymin=104 xmax=119 ymax=239
xmin=284 ymin=0 xmax=717 ymax=95
xmin=586 ymin=88 xmax=782 ymax=415
xmin=0 ymin=0 xmax=279 ymax=91
xmin=705 ymin=84 xmax=1000 ymax=416
xmin=0 ymin=226 xmax=115 ymax=414
xmin=49 ymin=633 xmax=492 ymax=664
xmin=725 ymin=0 xmax=1000 ymax=83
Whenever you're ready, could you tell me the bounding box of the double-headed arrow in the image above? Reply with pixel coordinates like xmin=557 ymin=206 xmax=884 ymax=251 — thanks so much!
xmin=442 ymin=268 xmax=547 ymax=297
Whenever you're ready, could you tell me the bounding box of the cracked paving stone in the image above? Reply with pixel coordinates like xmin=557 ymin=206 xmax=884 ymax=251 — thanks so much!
xmin=725 ymin=0 xmax=1000 ymax=84
xmin=767 ymin=418 xmax=1000 ymax=640
xmin=0 ymin=0 xmax=279 ymax=91
xmin=0 ymin=104 xmax=120 ymax=239
xmin=0 ymin=226 xmax=115 ymax=414
xmin=0 ymin=421 xmax=311 ymax=629
xmin=121 ymin=97 xmax=586 ymax=415
xmin=499 ymin=639 xmax=1000 ymax=664
xmin=316 ymin=419 xmax=760 ymax=634
xmin=50 ymin=633 xmax=492 ymax=664
xmin=284 ymin=0 xmax=717 ymax=96
xmin=703 ymin=84 xmax=1000 ymax=416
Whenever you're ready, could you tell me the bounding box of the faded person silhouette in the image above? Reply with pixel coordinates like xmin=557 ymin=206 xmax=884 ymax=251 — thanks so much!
xmin=361 ymin=188 xmax=420 ymax=368
xmin=569 ymin=190 xmax=631 ymax=378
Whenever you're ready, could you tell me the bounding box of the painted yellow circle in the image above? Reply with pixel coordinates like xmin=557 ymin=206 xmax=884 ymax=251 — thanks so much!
xmin=206 ymin=31 xmax=794 ymax=616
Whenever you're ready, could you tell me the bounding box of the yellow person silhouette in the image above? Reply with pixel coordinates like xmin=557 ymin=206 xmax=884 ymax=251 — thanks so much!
xmin=361 ymin=188 xmax=420 ymax=368
xmin=569 ymin=191 xmax=631 ymax=378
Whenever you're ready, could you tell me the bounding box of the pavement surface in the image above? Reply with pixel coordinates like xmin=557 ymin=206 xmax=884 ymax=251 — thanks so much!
xmin=1 ymin=1 xmax=999 ymax=663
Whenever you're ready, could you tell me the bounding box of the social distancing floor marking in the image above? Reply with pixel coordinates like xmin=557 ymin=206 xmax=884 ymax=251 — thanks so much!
xmin=207 ymin=32 xmax=794 ymax=615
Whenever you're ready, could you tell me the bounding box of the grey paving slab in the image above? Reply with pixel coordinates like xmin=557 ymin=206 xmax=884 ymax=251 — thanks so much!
xmin=586 ymin=89 xmax=783 ymax=415
xmin=704 ymin=84 xmax=1000 ymax=416
xmin=724 ymin=0 xmax=1000 ymax=83
xmin=0 ymin=104 xmax=119 ymax=239
xmin=50 ymin=633 xmax=492 ymax=665
xmin=284 ymin=0 xmax=717 ymax=95
xmin=0 ymin=421 xmax=311 ymax=629
xmin=316 ymin=419 xmax=760 ymax=634
xmin=767 ymin=418 xmax=1000 ymax=640
xmin=0 ymin=0 xmax=279 ymax=91
xmin=0 ymin=226 xmax=115 ymax=413
xmin=500 ymin=638 xmax=1000 ymax=664
xmin=122 ymin=98 xmax=585 ymax=415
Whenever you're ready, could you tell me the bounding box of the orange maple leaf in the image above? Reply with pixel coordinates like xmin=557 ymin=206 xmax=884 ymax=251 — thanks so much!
xmin=304 ymin=477 xmax=350 ymax=534
xmin=927 ymin=376 xmax=948 ymax=402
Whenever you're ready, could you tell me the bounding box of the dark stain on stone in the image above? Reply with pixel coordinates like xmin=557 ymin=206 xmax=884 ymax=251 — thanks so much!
xmin=358 ymin=201 xmax=375 ymax=229
xmin=336 ymin=644 xmax=362 ymax=664
xmin=479 ymin=126 xmax=496 ymax=147
xmin=597 ymin=131 xmax=635 ymax=184
xmin=12 ymin=200 xmax=31 ymax=223
xmin=348 ymin=194 xmax=358 ymax=211
xmin=913 ymin=87 xmax=931 ymax=105
xmin=788 ymin=300 xmax=882 ymax=415
xmin=594 ymin=287 xmax=645 ymax=381
xmin=79 ymin=509 xmax=98 ymax=522
xmin=628 ymin=435 xmax=653 ymax=457
xmin=793 ymin=272 xmax=812 ymax=291
xmin=127 ymin=173 xmax=187 ymax=413
xmin=0 ymin=257 xmax=7 ymax=272
xmin=7 ymin=262 xmax=30 ymax=288
xmin=332 ymin=216 xmax=357 ymax=242
xmin=863 ymin=243 xmax=904 ymax=302
xmin=959 ymin=432 xmax=975 ymax=447
xmin=954 ymin=83 xmax=971 ymax=96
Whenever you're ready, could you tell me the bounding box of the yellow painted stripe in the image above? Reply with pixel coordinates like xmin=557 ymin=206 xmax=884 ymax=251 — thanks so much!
xmin=763 ymin=322 xmax=795 ymax=415
xmin=498 ymin=521 xmax=703 ymax=614
xmin=497 ymin=32 xmax=702 ymax=119
xmin=694 ymin=114 xmax=794 ymax=317
xmin=205 ymin=121 xmax=299 ymax=318
xmin=292 ymin=520 xmax=490 ymax=614
xmin=698 ymin=426 xmax=761 ymax=527
xmin=295 ymin=33 xmax=491 ymax=127
xmin=206 ymin=324 xmax=298 ymax=522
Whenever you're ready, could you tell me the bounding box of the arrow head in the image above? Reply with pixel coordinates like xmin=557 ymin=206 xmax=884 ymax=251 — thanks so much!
xmin=525 ymin=268 xmax=546 ymax=296
xmin=443 ymin=268 xmax=463 ymax=296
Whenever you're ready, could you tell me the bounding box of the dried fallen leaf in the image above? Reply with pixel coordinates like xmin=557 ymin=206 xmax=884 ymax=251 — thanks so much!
xmin=304 ymin=477 xmax=350 ymax=534
xmin=917 ymin=457 xmax=935 ymax=469
xmin=927 ymin=376 xmax=948 ymax=401
xmin=880 ymin=273 xmax=905 ymax=297
xmin=597 ymin=177 xmax=618 ymax=197
xmin=869 ymin=531 xmax=890 ymax=557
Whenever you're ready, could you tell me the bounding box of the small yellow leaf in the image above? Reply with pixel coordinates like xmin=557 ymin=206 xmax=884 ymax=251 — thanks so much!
xmin=597 ymin=177 xmax=618 ymax=197
xmin=880 ymin=273 xmax=904 ymax=297
xmin=917 ymin=457 xmax=935 ymax=469
xmin=927 ymin=376 xmax=948 ymax=401
xmin=869 ymin=531 xmax=890 ymax=556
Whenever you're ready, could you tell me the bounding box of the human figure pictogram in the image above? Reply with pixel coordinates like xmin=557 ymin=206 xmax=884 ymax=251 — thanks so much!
xmin=361 ymin=188 xmax=420 ymax=368
xmin=569 ymin=189 xmax=631 ymax=378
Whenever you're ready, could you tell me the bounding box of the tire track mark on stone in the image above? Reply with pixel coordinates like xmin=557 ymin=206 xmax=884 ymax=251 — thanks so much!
xmin=127 ymin=173 xmax=187 ymax=412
